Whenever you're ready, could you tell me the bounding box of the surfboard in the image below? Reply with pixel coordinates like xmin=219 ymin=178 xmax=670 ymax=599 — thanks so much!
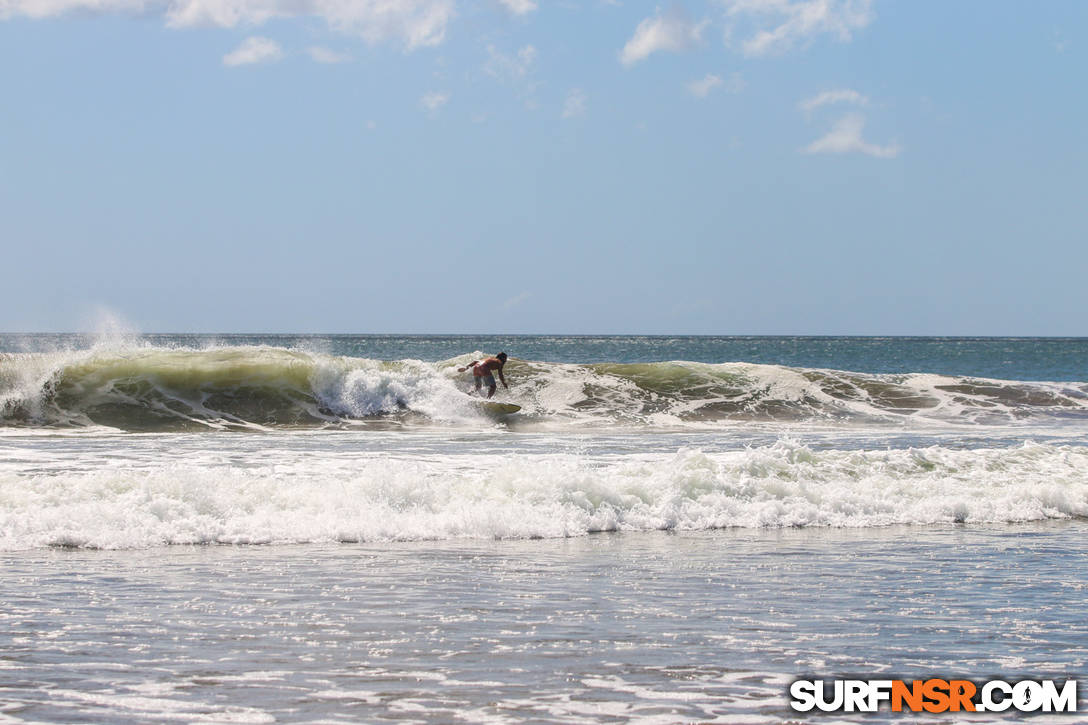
xmin=477 ymin=401 xmax=521 ymax=415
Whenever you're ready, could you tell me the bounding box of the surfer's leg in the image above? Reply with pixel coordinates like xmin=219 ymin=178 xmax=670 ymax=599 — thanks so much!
xmin=474 ymin=377 xmax=482 ymax=394
xmin=487 ymin=384 xmax=496 ymax=399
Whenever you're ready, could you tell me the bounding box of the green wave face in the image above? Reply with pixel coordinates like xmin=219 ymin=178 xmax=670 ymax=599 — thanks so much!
xmin=54 ymin=349 xmax=322 ymax=429
xmin=2 ymin=346 xmax=1087 ymax=431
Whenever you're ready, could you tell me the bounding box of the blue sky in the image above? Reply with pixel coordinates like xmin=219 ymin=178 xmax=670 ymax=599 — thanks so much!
xmin=1 ymin=0 xmax=1085 ymax=334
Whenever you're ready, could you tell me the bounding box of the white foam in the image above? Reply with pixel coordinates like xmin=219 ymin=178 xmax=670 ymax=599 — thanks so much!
xmin=2 ymin=440 xmax=1086 ymax=551
xmin=311 ymin=356 xmax=475 ymax=421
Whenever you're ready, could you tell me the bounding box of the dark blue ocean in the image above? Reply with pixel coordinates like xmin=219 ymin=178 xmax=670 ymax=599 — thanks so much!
xmin=5 ymin=333 xmax=1087 ymax=379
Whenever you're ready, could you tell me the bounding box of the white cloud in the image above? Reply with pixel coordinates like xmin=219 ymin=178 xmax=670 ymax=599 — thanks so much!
xmin=803 ymin=113 xmax=899 ymax=158
xmin=222 ymin=36 xmax=282 ymax=66
xmin=562 ymin=88 xmax=586 ymax=118
xmin=307 ymin=46 xmax=351 ymax=64
xmin=420 ymin=90 xmax=450 ymax=112
xmin=722 ymin=0 xmax=874 ymax=56
xmin=686 ymin=71 xmax=744 ymax=98
xmin=484 ymin=44 xmax=538 ymax=106
xmin=309 ymin=0 xmax=454 ymax=49
xmin=501 ymin=291 xmax=531 ymax=310
xmin=798 ymin=88 xmax=867 ymax=113
xmin=1 ymin=0 xmax=455 ymax=50
xmin=497 ymin=0 xmax=536 ymax=15
xmin=687 ymin=73 xmax=721 ymax=98
xmin=485 ymin=43 xmax=537 ymax=81
xmin=166 ymin=0 xmax=282 ymax=28
xmin=620 ymin=9 xmax=708 ymax=66
xmin=0 ymin=0 xmax=148 ymax=18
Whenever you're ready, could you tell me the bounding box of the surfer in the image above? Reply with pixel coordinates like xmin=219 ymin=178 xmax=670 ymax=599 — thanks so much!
xmin=458 ymin=353 xmax=508 ymax=399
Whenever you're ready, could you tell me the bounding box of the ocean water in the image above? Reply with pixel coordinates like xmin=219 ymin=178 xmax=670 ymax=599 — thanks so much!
xmin=2 ymin=335 xmax=1087 ymax=722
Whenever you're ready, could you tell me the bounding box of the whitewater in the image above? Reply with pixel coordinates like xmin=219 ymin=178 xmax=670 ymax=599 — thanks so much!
xmin=2 ymin=334 xmax=1087 ymax=722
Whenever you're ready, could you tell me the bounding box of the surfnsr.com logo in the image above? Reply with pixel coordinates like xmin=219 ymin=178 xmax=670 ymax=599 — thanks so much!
xmin=789 ymin=679 xmax=1078 ymax=713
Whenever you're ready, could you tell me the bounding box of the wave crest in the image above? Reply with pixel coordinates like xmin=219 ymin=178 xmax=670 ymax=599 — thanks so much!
xmin=2 ymin=345 xmax=1087 ymax=430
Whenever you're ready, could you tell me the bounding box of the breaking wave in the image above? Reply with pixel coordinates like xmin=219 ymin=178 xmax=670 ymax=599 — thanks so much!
xmin=2 ymin=344 xmax=1087 ymax=431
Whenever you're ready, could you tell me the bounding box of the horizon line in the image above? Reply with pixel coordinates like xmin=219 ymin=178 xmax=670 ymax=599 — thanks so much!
xmin=2 ymin=332 xmax=1087 ymax=340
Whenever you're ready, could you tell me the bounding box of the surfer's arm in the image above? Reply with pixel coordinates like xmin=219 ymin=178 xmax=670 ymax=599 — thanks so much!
xmin=457 ymin=361 xmax=479 ymax=373
xmin=498 ymin=369 xmax=507 ymax=388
